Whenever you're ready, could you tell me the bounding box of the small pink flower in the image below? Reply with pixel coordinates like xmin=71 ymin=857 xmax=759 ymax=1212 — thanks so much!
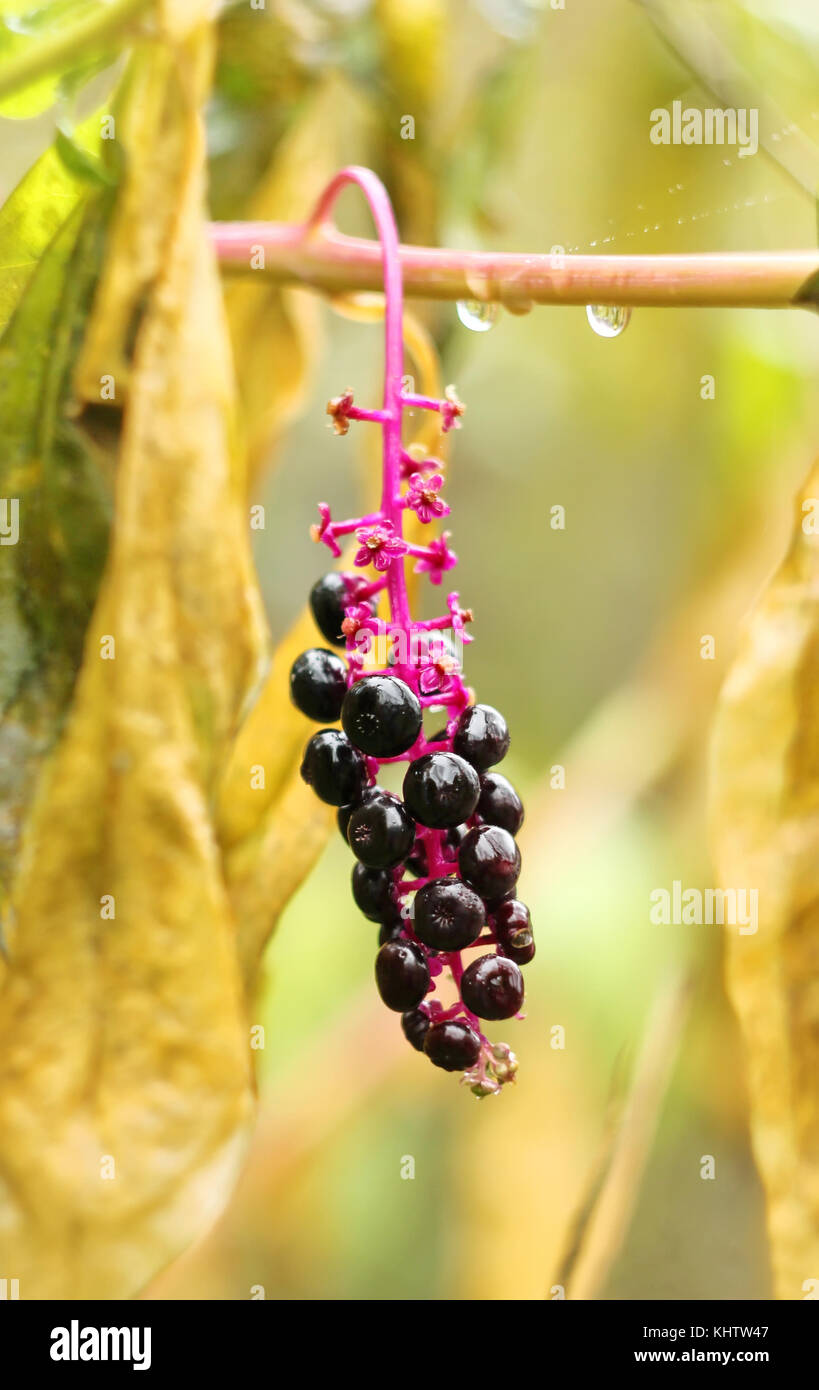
xmin=441 ymin=385 xmax=465 ymax=433
xmin=419 ymin=652 xmax=459 ymax=696
xmin=405 ymin=473 xmax=450 ymax=524
xmin=414 ymin=532 xmax=457 ymax=586
xmin=354 ymin=521 xmax=408 ymax=572
xmin=326 ymin=389 xmax=355 ymax=435
xmin=310 ymin=502 xmax=341 ymax=557
xmin=341 ymin=604 xmax=376 ymax=639
xmin=447 ymin=590 xmax=474 ymax=643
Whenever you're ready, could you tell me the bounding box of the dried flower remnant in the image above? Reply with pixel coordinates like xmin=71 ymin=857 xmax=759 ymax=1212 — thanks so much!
xmin=293 ymin=166 xmax=532 ymax=1094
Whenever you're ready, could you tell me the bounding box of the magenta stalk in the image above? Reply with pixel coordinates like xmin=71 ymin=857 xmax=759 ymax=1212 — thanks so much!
xmin=308 ymin=168 xmax=412 ymax=629
xmin=210 ymin=219 xmax=819 ymax=311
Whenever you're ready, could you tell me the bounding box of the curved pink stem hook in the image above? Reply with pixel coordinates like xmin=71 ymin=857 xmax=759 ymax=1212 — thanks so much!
xmin=305 ymin=166 xmax=411 ymax=630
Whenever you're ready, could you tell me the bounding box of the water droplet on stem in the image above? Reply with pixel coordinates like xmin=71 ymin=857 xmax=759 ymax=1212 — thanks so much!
xmin=456 ymin=300 xmax=498 ymax=332
xmin=585 ymin=304 xmax=632 ymax=339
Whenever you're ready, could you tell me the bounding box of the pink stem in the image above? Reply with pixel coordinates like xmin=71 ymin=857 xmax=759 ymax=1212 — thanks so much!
xmin=304 ymin=167 xmax=411 ymax=630
xmin=211 ymin=219 xmax=819 ymax=310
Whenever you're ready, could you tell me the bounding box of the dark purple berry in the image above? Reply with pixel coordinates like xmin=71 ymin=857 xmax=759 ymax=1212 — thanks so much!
xmin=494 ymin=899 xmax=535 ymax=964
xmin=453 ymin=703 xmax=510 ymax=771
xmin=460 ymin=954 xmax=524 ymax=1020
xmin=458 ymin=824 xmax=521 ymax=901
xmin=309 ymin=571 xmax=374 ymax=647
xmin=375 ymin=939 xmax=429 ymax=1011
xmin=424 ymin=1019 xmax=481 ymax=1071
xmin=348 ymin=791 xmax=415 ymax=869
xmin=477 ymin=771 xmax=524 ymax=835
xmin=414 ymin=877 xmax=485 ymax=951
xmin=289 ymin=647 xmax=347 ymax=722
xmin=352 ymin=863 xmax=394 ymax=922
xmin=401 ymin=1007 xmax=431 ymax=1052
xmin=300 ymin=729 xmax=368 ymax=806
xmin=402 ymin=752 xmax=480 ymax=829
xmin=342 ymin=675 xmax=422 ymax=757
xmin=337 ymin=786 xmax=378 ymax=843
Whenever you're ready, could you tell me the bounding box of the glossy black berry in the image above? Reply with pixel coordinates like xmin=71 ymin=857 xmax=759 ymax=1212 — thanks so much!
xmin=342 ymin=675 xmax=422 ymax=757
xmin=424 ymin=1019 xmax=481 ymax=1071
xmin=300 ymin=729 xmax=368 ymax=806
xmin=477 ymin=771 xmax=524 ymax=835
xmin=494 ymin=899 xmax=535 ymax=965
xmin=414 ymin=877 xmax=485 ymax=951
xmin=402 ymin=752 xmax=480 ymax=829
xmin=458 ymin=824 xmax=521 ymax=902
xmin=452 ymin=703 xmax=510 ymax=771
xmin=401 ymin=1008 xmax=431 ymax=1052
xmin=375 ymin=939 xmax=429 ymax=1012
xmin=337 ymin=786 xmax=378 ymax=844
xmin=289 ymin=647 xmax=347 ymax=722
xmin=352 ymin=863 xmax=394 ymax=922
xmin=347 ymin=791 xmax=415 ymax=869
xmin=309 ymin=572 xmax=373 ymax=647
xmin=461 ymin=954 xmax=524 ymax=1020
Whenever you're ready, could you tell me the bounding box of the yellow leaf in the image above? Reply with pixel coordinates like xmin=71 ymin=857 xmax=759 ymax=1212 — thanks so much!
xmin=710 ymin=457 xmax=819 ymax=1299
xmin=73 ymin=43 xmax=188 ymax=404
xmin=0 ymin=23 xmax=266 ymax=1298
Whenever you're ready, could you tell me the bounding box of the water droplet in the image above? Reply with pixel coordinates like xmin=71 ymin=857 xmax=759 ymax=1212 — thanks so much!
xmin=456 ymin=299 xmax=498 ymax=333
xmin=586 ymin=304 xmax=632 ymax=339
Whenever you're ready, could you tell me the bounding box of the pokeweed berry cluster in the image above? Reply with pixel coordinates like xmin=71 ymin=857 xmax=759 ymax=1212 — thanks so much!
xmin=287 ymin=164 xmax=533 ymax=1095
xmin=290 ymin=395 xmax=533 ymax=1097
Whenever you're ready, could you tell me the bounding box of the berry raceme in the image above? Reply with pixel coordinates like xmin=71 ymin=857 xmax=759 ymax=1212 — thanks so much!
xmin=292 ymin=168 xmax=533 ymax=1096
xmin=295 ymin=544 xmax=533 ymax=1096
xmin=295 ymin=564 xmax=533 ymax=1095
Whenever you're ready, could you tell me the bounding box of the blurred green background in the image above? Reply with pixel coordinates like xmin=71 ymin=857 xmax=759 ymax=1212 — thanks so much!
xmin=6 ymin=0 xmax=818 ymax=1299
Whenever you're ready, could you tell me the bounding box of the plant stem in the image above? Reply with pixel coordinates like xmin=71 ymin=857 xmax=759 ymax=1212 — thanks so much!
xmin=211 ymin=220 xmax=819 ymax=310
xmin=307 ymin=166 xmax=412 ymax=629
xmin=0 ymin=0 xmax=151 ymax=104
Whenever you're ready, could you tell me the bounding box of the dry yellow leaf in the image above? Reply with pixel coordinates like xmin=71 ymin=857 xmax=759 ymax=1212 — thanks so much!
xmin=73 ymin=43 xmax=188 ymax=403
xmin=710 ymin=457 xmax=819 ymax=1299
xmin=0 ymin=20 xmax=266 ymax=1299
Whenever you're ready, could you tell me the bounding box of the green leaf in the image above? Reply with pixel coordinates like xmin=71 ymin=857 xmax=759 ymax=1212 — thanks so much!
xmin=54 ymin=122 xmax=118 ymax=187
xmin=0 ymin=112 xmax=103 ymax=333
xmin=0 ymin=0 xmax=149 ymax=118
xmin=0 ymin=187 xmax=117 ymax=892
